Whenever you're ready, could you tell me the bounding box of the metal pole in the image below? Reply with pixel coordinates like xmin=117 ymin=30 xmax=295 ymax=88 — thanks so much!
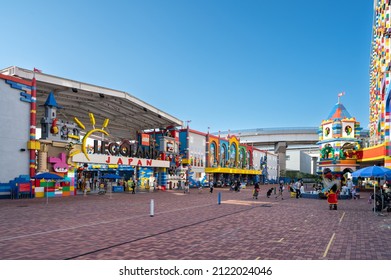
xmin=374 ymin=183 xmax=376 ymax=214
xmin=150 ymin=199 xmax=155 ymax=217
xmin=381 ymin=188 xmax=384 ymax=212
xmin=218 ymin=192 xmax=222 ymax=205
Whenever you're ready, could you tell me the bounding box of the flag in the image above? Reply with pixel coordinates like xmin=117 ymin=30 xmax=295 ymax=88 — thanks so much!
xmin=33 ymin=68 xmax=42 ymax=73
xmin=338 ymin=92 xmax=345 ymax=97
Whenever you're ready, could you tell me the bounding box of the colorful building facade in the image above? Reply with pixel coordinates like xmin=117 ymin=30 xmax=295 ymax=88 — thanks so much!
xmin=178 ymin=128 xmax=266 ymax=186
xmin=317 ymin=2 xmax=391 ymax=173
xmin=0 ymin=68 xmax=183 ymax=198
xmin=317 ymin=98 xmax=362 ymax=181
xmin=0 ymin=66 xmax=273 ymax=200
xmin=367 ymin=0 xmax=391 ymax=167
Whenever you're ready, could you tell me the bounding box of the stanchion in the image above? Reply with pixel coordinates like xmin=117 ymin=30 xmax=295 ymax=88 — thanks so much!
xmin=218 ymin=192 xmax=222 ymax=205
xmin=150 ymin=199 xmax=154 ymax=217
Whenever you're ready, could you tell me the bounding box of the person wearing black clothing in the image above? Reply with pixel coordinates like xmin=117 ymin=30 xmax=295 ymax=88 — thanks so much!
xmin=295 ymin=181 xmax=302 ymax=198
xmin=266 ymin=187 xmax=273 ymax=198
xmin=132 ymin=180 xmax=136 ymax=194
xmin=235 ymin=180 xmax=241 ymax=192
xmin=210 ymin=181 xmax=215 ymax=193
xmin=253 ymin=182 xmax=260 ymax=199
xmin=275 ymin=183 xmax=284 ymax=200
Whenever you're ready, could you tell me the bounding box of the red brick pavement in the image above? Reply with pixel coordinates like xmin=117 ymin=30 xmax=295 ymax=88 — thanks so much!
xmin=0 ymin=185 xmax=391 ymax=260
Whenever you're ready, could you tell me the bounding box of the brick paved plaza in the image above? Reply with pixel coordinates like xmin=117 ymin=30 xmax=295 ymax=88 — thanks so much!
xmin=1 ymin=185 xmax=391 ymax=260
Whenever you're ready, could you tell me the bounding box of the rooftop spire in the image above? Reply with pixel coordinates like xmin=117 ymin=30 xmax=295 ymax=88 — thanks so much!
xmin=44 ymin=92 xmax=62 ymax=108
xmin=337 ymin=92 xmax=345 ymax=104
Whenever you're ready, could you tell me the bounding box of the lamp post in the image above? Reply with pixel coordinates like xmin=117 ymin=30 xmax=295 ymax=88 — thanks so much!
xmin=186 ymin=120 xmax=191 ymax=186
xmin=206 ymin=126 xmax=210 ymax=183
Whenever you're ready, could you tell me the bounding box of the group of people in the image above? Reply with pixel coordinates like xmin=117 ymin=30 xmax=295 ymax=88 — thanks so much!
xmin=251 ymin=179 xmax=306 ymax=200
xmin=227 ymin=181 xmax=240 ymax=192
xmin=274 ymin=179 xmax=305 ymax=200
xmin=252 ymin=182 xmax=274 ymax=199
xmin=341 ymin=178 xmax=358 ymax=199
xmin=339 ymin=178 xmax=360 ymax=199
xmin=79 ymin=177 xmax=141 ymax=195
xmin=291 ymin=180 xmax=305 ymax=199
xmin=77 ymin=177 xmax=96 ymax=192
xmin=251 ymin=180 xmax=284 ymax=200
xmin=183 ymin=180 xmax=216 ymax=194
xmin=325 ymin=178 xmax=362 ymax=210
xmin=183 ymin=179 xmax=245 ymax=194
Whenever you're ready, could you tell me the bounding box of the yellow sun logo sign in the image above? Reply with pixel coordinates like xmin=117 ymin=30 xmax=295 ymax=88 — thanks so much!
xmin=69 ymin=113 xmax=110 ymax=161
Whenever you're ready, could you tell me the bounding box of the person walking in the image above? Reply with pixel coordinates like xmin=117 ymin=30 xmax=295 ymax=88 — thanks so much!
xmin=198 ymin=182 xmax=203 ymax=194
xmin=210 ymin=181 xmax=215 ymax=193
xmin=266 ymin=187 xmax=273 ymax=198
xmin=183 ymin=181 xmax=189 ymax=194
xmin=253 ymin=182 xmax=260 ymax=199
xmin=275 ymin=182 xmax=284 ymax=200
xmin=130 ymin=179 xmax=136 ymax=194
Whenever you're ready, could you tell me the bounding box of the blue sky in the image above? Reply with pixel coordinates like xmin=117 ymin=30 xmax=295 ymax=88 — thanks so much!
xmin=1 ymin=0 xmax=374 ymax=133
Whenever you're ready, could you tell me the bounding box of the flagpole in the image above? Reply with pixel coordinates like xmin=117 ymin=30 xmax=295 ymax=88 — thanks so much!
xmin=337 ymin=92 xmax=345 ymax=104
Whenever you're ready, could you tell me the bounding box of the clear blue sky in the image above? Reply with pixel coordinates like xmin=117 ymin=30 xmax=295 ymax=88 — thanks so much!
xmin=1 ymin=0 xmax=374 ymax=133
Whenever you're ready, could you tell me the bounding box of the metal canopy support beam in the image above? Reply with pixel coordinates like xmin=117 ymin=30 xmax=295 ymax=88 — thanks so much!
xmin=1 ymin=66 xmax=183 ymax=140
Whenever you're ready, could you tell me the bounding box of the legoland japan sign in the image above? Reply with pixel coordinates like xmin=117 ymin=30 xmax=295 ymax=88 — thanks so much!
xmin=72 ymin=139 xmax=169 ymax=168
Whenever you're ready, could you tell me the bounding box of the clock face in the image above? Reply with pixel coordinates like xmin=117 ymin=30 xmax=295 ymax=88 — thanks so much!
xmin=345 ymin=125 xmax=352 ymax=135
xmin=324 ymin=127 xmax=330 ymax=137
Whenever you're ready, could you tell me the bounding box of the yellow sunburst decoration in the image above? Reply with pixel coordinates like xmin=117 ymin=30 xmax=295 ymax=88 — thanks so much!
xmin=71 ymin=113 xmax=110 ymax=161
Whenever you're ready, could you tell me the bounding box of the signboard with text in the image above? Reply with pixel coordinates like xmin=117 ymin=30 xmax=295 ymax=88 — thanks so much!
xmin=72 ymin=153 xmax=170 ymax=168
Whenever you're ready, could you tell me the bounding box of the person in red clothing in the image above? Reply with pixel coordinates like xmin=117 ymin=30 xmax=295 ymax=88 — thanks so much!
xmin=326 ymin=184 xmax=339 ymax=210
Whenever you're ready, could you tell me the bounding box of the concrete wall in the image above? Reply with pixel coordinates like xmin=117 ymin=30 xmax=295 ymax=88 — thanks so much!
xmin=0 ymin=79 xmax=30 ymax=182
xmin=252 ymin=149 xmax=264 ymax=170
xmin=300 ymin=151 xmax=312 ymax=174
xmin=286 ymin=150 xmax=314 ymax=174
xmin=286 ymin=150 xmax=301 ymax=171
xmin=267 ymin=153 xmax=278 ymax=181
